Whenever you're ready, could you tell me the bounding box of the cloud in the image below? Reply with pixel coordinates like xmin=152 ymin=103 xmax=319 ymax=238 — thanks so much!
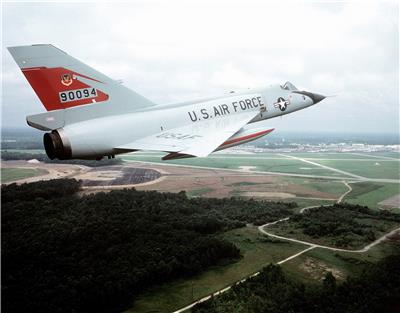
xmin=2 ymin=1 xmax=399 ymax=134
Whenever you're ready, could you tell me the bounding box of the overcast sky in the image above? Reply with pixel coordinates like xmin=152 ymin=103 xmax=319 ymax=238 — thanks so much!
xmin=2 ymin=1 xmax=399 ymax=135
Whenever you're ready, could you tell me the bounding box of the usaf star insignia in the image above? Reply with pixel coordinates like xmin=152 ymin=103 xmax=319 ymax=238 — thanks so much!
xmin=274 ymin=97 xmax=290 ymax=111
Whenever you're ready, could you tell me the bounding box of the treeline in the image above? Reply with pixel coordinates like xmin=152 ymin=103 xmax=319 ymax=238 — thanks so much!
xmin=290 ymin=203 xmax=400 ymax=248
xmin=193 ymin=254 xmax=400 ymax=313
xmin=2 ymin=178 xmax=81 ymax=202
xmin=1 ymin=151 xmax=122 ymax=166
xmin=2 ymin=179 xmax=295 ymax=313
xmin=1 ymin=129 xmax=43 ymax=150
xmin=187 ymin=197 xmax=296 ymax=227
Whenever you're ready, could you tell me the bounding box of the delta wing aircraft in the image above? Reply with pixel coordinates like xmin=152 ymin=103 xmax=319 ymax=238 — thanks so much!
xmin=8 ymin=44 xmax=326 ymax=160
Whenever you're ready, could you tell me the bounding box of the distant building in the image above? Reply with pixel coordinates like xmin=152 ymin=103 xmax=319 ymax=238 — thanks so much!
xmin=27 ymin=159 xmax=40 ymax=164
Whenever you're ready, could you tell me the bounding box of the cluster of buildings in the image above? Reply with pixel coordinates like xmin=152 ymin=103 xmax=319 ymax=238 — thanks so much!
xmin=224 ymin=142 xmax=400 ymax=154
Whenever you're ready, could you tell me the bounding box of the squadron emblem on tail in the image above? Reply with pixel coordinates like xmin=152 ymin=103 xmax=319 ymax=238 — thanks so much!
xmin=61 ymin=73 xmax=73 ymax=86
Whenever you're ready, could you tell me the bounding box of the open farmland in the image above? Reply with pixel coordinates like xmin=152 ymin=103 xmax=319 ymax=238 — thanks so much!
xmin=1 ymin=167 xmax=48 ymax=183
xmin=2 ymin=151 xmax=399 ymax=209
xmin=119 ymin=151 xmax=399 ymax=209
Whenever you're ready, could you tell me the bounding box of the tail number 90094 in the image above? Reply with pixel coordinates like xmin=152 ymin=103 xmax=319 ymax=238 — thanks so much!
xmin=59 ymin=88 xmax=97 ymax=103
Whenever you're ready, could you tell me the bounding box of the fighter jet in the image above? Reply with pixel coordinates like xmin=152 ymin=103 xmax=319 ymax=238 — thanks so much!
xmin=7 ymin=44 xmax=326 ymax=160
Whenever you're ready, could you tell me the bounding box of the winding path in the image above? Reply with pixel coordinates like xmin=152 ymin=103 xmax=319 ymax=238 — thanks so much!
xmin=262 ymin=180 xmax=397 ymax=254
xmin=258 ymin=219 xmax=400 ymax=253
xmin=337 ymin=181 xmax=353 ymax=203
xmin=171 ymin=181 xmax=399 ymax=313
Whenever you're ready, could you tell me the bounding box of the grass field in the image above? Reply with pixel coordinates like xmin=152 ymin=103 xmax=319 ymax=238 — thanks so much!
xmin=121 ymin=151 xmax=400 ymax=181
xmin=345 ymin=182 xmax=400 ymax=209
xmin=187 ymin=187 xmax=214 ymax=197
xmin=121 ymin=154 xmax=349 ymax=178
xmin=315 ymin=159 xmax=399 ymax=180
xmin=1 ymin=168 xmax=47 ymax=183
xmin=282 ymin=238 xmax=400 ymax=285
xmin=121 ymin=152 xmax=399 ymax=208
xmin=125 ymin=227 xmax=305 ymax=313
xmin=287 ymin=152 xmax=377 ymax=159
xmin=356 ymin=152 xmax=400 ymax=159
xmin=279 ymin=176 xmax=349 ymax=197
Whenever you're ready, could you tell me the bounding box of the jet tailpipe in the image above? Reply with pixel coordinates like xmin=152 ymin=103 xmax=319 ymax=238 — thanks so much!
xmin=43 ymin=129 xmax=72 ymax=160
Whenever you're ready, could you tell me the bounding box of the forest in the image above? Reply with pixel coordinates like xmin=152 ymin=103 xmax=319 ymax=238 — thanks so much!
xmin=193 ymin=254 xmax=400 ymax=313
xmin=2 ymin=179 xmax=295 ymax=313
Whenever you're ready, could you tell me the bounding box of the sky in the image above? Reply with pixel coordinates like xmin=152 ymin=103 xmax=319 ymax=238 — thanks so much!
xmin=1 ymin=1 xmax=399 ymax=135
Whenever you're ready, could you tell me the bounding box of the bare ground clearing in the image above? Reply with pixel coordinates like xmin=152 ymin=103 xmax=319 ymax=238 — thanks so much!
xmin=378 ymin=194 xmax=400 ymax=209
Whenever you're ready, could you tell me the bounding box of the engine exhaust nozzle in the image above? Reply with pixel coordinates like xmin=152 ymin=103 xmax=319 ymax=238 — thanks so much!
xmin=43 ymin=129 xmax=72 ymax=160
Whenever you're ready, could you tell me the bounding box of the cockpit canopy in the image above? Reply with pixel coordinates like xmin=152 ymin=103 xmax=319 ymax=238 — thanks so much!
xmin=280 ymin=81 xmax=298 ymax=91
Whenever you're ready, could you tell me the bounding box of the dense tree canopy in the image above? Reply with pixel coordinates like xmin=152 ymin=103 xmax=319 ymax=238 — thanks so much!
xmin=2 ymin=179 xmax=295 ymax=313
xmin=290 ymin=203 xmax=400 ymax=247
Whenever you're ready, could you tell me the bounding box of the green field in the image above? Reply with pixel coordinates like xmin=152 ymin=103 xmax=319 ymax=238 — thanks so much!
xmin=121 ymin=151 xmax=400 ymax=180
xmin=279 ymin=176 xmax=349 ymax=197
xmin=290 ymin=152 xmax=400 ymax=160
xmin=356 ymin=152 xmax=400 ymax=159
xmin=315 ymin=159 xmax=399 ymax=179
xmin=288 ymin=152 xmax=377 ymax=159
xmin=345 ymin=182 xmax=399 ymax=209
xmin=282 ymin=239 xmax=400 ymax=285
xmin=187 ymin=187 xmax=215 ymax=197
xmin=121 ymin=154 xmax=349 ymax=178
xmin=125 ymin=227 xmax=305 ymax=313
xmin=1 ymin=168 xmax=47 ymax=183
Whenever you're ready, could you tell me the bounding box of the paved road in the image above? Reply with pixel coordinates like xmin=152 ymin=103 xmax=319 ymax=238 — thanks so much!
xmin=279 ymin=154 xmax=366 ymax=179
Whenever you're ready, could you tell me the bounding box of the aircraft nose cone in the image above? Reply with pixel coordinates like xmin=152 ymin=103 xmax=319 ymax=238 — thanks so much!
xmin=311 ymin=93 xmax=326 ymax=104
xmin=293 ymin=91 xmax=326 ymax=104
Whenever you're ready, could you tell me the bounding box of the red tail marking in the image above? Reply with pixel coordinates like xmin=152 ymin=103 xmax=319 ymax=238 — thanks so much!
xmin=21 ymin=66 xmax=108 ymax=111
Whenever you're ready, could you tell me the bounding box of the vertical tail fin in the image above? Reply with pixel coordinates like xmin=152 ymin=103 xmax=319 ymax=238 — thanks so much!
xmin=7 ymin=44 xmax=154 ymax=112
